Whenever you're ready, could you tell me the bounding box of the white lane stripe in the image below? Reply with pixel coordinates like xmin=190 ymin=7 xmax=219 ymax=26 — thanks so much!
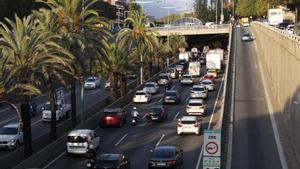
xmin=156 ymin=134 xmax=165 ymax=146
xmin=142 ymin=114 xmax=147 ymax=119
xmin=31 ymin=119 xmax=42 ymax=126
xmin=42 ymin=151 xmax=66 ymax=169
xmin=195 ymin=67 xmax=225 ymax=169
xmin=158 ymin=98 xmax=163 ymax=102
xmin=173 ymin=112 xmax=180 ymax=121
xmin=171 ymin=85 xmax=175 ymax=89
xmin=185 ymin=96 xmax=190 ymax=103
xmin=0 ymin=107 xmax=10 ymax=113
xmin=115 ymin=134 xmax=128 ymax=146
xmin=0 ymin=117 xmax=17 ymax=126
xmin=255 ymin=37 xmax=288 ymax=169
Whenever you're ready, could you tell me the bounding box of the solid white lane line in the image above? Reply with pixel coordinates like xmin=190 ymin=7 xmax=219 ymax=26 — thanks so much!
xmin=31 ymin=119 xmax=43 ymax=126
xmin=173 ymin=112 xmax=180 ymax=121
xmin=156 ymin=134 xmax=165 ymax=146
xmin=42 ymin=151 xmax=66 ymax=169
xmin=115 ymin=134 xmax=128 ymax=146
xmin=255 ymin=38 xmax=288 ymax=169
xmin=0 ymin=117 xmax=17 ymax=126
xmin=195 ymin=146 xmax=203 ymax=169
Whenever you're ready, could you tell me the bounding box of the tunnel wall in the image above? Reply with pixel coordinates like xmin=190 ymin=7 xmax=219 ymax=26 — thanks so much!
xmin=251 ymin=22 xmax=300 ymax=165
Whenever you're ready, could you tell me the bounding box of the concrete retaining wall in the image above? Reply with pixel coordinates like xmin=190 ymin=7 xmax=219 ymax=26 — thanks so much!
xmin=251 ymin=22 xmax=300 ymax=165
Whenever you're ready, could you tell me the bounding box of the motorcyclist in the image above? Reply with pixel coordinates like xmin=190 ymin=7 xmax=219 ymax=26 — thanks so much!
xmin=86 ymin=148 xmax=97 ymax=168
xmin=131 ymin=107 xmax=139 ymax=118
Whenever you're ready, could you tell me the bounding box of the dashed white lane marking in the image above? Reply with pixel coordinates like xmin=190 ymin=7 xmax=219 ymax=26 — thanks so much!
xmin=42 ymin=151 xmax=66 ymax=169
xmin=115 ymin=134 xmax=128 ymax=146
xmin=142 ymin=114 xmax=147 ymax=119
xmin=173 ymin=112 xmax=180 ymax=121
xmin=156 ymin=134 xmax=165 ymax=146
xmin=185 ymin=96 xmax=190 ymax=103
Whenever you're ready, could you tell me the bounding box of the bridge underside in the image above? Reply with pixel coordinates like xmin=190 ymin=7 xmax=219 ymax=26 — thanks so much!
xmin=156 ymin=27 xmax=230 ymax=36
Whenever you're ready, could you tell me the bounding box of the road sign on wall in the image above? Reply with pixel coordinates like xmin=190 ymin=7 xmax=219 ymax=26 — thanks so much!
xmin=203 ymin=129 xmax=221 ymax=157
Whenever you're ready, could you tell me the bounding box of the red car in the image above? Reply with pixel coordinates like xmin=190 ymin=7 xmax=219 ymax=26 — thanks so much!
xmin=200 ymin=74 xmax=216 ymax=84
xmin=100 ymin=108 xmax=127 ymax=127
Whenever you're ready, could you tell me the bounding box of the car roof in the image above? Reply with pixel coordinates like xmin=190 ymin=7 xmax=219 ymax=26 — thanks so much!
xmin=154 ymin=146 xmax=176 ymax=152
xmin=193 ymin=85 xmax=205 ymax=88
xmin=189 ymin=99 xmax=204 ymax=103
xmin=3 ymin=122 xmax=20 ymax=128
xmin=68 ymin=129 xmax=93 ymax=136
xmin=202 ymin=79 xmax=213 ymax=83
xmin=136 ymin=90 xmax=147 ymax=93
xmin=181 ymin=116 xmax=197 ymax=121
xmin=166 ymin=90 xmax=177 ymax=93
xmin=145 ymin=82 xmax=157 ymax=85
xmin=99 ymin=154 xmax=122 ymax=161
xmin=183 ymin=74 xmax=191 ymax=77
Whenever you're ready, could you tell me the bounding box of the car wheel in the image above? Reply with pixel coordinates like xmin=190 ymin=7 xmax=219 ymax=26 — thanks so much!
xmin=15 ymin=141 xmax=20 ymax=149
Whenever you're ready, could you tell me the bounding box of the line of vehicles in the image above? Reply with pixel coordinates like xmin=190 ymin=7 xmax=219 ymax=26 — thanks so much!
xmin=0 ymin=45 xmax=226 ymax=169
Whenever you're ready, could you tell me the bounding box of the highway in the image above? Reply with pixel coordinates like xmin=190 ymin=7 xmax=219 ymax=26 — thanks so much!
xmin=0 ymin=80 xmax=111 ymax=157
xmin=42 ymin=68 xmax=225 ymax=169
xmin=231 ymin=26 xmax=283 ymax=169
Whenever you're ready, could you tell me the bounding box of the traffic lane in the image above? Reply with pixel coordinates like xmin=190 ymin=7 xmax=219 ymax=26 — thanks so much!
xmin=232 ymin=27 xmax=282 ymax=169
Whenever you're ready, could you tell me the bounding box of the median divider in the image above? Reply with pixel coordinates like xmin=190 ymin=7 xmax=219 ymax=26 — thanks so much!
xmin=12 ymin=72 xmax=162 ymax=169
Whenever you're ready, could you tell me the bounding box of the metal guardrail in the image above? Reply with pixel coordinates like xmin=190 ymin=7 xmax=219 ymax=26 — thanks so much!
xmin=149 ymin=24 xmax=230 ymax=31
xmin=252 ymin=21 xmax=300 ymax=43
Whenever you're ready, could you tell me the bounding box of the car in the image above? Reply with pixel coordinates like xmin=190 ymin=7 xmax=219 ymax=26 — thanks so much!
xmin=143 ymin=82 xmax=159 ymax=94
xmin=157 ymin=73 xmax=172 ymax=86
xmin=105 ymin=79 xmax=120 ymax=90
xmin=0 ymin=122 xmax=23 ymax=149
xmin=190 ymin=85 xmax=208 ymax=99
xmin=177 ymin=116 xmax=201 ymax=135
xmin=66 ymin=129 xmax=100 ymax=156
xmin=200 ymin=74 xmax=215 ymax=84
xmin=179 ymin=59 xmax=187 ymax=69
xmin=186 ymin=99 xmax=206 ymax=116
xmin=206 ymin=69 xmax=217 ymax=78
xmin=99 ymin=108 xmax=127 ymax=127
xmin=180 ymin=74 xmax=194 ymax=85
xmin=163 ymin=90 xmax=181 ymax=104
xmin=84 ymin=76 xmax=101 ymax=89
xmin=92 ymin=154 xmax=130 ymax=169
xmin=167 ymin=68 xmax=178 ymax=79
xmin=175 ymin=64 xmax=184 ymax=73
xmin=241 ymin=32 xmax=253 ymax=42
xmin=200 ymin=79 xmax=215 ymax=91
xmin=146 ymin=105 xmax=167 ymax=122
xmin=133 ymin=90 xmax=152 ymax=103
xmin=148 ymin=146 xmax=183 ymax=169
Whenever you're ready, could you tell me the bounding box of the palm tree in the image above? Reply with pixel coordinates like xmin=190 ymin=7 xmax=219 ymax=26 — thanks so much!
xmin=97 ymin=43 xmax=136 ymax=101
xmin=36 ymin=0 xmax=110 ymax=126
xmin=168 ymin=33 xmax=188 ymax=54
xmin=117 ymin=8 xmax=158 ymax=84
xmin=0 ymin=14 xmax=75 ymax=154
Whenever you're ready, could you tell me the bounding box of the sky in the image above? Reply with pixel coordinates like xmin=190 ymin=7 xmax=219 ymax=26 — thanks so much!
xmin=134 ymin=0 xmax=194 ymax=18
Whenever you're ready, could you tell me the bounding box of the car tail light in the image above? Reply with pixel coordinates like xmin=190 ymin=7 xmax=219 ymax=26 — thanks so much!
xmin=168 ymin=160 xmax=176 ymax=165
xmin=178 ymin=123 xmax=183 ymax=127
xmin=194 ymin=123 xmax=200 ymax=127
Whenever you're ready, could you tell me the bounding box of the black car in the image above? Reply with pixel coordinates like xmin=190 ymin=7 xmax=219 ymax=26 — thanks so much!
xmin=92 ymin=154 xmax=130 ymax=169
xmin=146 ymin=105 xmax=167 ymax=122
xmin=148 ymin=146 xmax=183 ymax=169
xmin=163 ymin=90 xmax=181 ymax=104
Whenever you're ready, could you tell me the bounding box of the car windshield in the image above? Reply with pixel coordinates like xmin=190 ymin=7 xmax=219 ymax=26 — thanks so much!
xmin=189 ymin=102 xmax=203 ymax=106
xmin=67 ymin=136 xmax=87 ymax=143
xmin=193 ymin=87 xmax=204 ymax=91
xmin=43 ymin=104 xmax=59 ymax=111
xmin=151 ymin=107 xmax=162 ymax=114
xmin=159 ymin=75 xmax=168 ymax=80
xmin=181 ymin=120 xmax=196 ymax=124
xmin=183 ymin=75 xmax=191 ymax=78
xmin=145 ymin=83 xmax=155 ymax=87
xmin=86 ymin=78 xmax=96 ymax=82
xmin=153 ymin=148 xmax=174 ymax=159
xmin=0 ymin=127 xmax=18 ymax=135
xmin=166 ymin=92 xmax=176 ymax=96
xmin=136 ymin=92 xmax=146 ymax=95
xmin=243 ymin=33 xmax=251 ymax=36
xmin=202 ymin=81 xmax=212 ymax=85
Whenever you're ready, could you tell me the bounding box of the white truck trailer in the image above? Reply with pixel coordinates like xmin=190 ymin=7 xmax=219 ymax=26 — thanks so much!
xmin=268 ymin=8 xmax=284 ymax=26
xmin=206 ymin=49 xmax=222 ymax=72
xmin=188 ymin=61 xmax=201 ymax=77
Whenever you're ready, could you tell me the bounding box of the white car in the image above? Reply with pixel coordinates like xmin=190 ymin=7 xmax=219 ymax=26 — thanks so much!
xmin=66 ymin=129 xmax=100 ymax=156
xmin=133 ymin=90 xmax=152 ymax=103
xmin=143 ymin=82 xmax=159 ymax=94
xmin=186 ymin=99 xmax=206 ymax=115
xmin=84 ymin=76 xmax=100 ymax=89
xmin=180 ymin=74 xmax=194 ymax=85
xmin=190 ymin=85 xmax=208 ymax=99
xmin=157 ymin=73 xmax=172 ymax=86
xmin=177 ymin=116 xmax=201 ymax=135
xmin=0 ymin=123 xmax=23 ymax=149
xmin=200 ymin=79 xmax=215 ymax=91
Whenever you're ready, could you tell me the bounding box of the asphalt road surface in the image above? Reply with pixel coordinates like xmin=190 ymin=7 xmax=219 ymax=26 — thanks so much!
xmin=42 ymin=69 xmax=225 ymax=169
xmin=231 ymin=26 xmax=282 ymax=169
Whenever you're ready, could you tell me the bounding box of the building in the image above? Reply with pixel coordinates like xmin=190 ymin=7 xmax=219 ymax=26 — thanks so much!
xmin=103 ymin=0 xmax=127 ymax=28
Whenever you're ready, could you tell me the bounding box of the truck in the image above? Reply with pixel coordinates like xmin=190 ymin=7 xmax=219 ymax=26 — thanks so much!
xmin=178 ymin=52 xmax=190 ymax=62
xmin=268 ymin=8 xmax=284 ymax=26
xmin=214 ymin=48 xmax=225 ymax=67
xmin=241 ymin=17 xmax=250 ymax=27
xmin=206 ymin=49 xmax=222 ymax=72
xmin=188 ymin=61 xmax=201 ymax=77
xmin=42 ymin=89 xmax=71 ymax=122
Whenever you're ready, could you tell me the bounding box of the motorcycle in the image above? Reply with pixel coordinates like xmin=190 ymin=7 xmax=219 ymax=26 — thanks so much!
xmin=86 ymin=159 xmax=95 ymax=169
xmin=131 ymin=116 xmax=138 ymax=126
xmin=86 ymin=149 xmax=97 ymax=168
xmin=29 ymin=103 xmax=37 ymax=117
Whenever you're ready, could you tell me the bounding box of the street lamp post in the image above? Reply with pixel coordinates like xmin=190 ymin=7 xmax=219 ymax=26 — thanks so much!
xmin=80 ymin=0 xmax=85 ymax=123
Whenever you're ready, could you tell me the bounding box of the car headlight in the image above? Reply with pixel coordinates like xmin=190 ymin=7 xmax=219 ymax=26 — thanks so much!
xmin=8 ymin=140 xmax=16 ymax=145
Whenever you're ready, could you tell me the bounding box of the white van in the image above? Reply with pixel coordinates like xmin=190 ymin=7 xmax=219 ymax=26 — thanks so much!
xmin=66 ymin=129 xmax=100 ymax=156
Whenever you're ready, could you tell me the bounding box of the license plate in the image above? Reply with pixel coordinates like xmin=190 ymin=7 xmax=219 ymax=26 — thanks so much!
xmin=156 ymin=162 xmax=166 ymax=166
xmin=151 ymin=117 xmax=158 ymax=120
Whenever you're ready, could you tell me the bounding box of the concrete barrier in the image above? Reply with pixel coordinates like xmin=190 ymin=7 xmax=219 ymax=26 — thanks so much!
xmin=251 ymin=22 xmax=300 ymax=166
xmin=12 ymin=72 xmax=162 ymax=169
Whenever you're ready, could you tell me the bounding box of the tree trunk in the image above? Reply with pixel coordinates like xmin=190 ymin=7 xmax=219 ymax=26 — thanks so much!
xmin=120 ymin=75 xmax=127 ymax=97
xmin=47 ymin=84 xmax=57 ymax=141
xmin=20 ymin=102 xmax=32 ymax=157
xmin=148 ymin=61 xmax=153 ymax=77
xmin=70 ymin=82 xmax=77 ymax=127
xmin=109 ymin=74 xmax=118 ymax=101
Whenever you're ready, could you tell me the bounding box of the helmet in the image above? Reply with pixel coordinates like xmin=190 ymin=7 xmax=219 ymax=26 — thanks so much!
xmin=133 ymin=107 xmax=137 ymax=110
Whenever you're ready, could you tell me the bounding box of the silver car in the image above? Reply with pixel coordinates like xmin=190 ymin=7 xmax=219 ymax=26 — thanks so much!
xmin=0 ymin=123 xmax=23 ymax=149
xmin=84 ymin=76 xmax=101 ymax=89
xmin=180 ymin=74 xmax=194 ymax=85
xmin=143 ymin=82 xmax=159 ymax=94
xmin=200 ymin=79 xmax=215 ymax=91
xmin=190 ymin=85 xmax=208 ymax=99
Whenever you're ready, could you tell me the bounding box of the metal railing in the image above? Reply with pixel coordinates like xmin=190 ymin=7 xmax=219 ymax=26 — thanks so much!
xmin=148 ymin=24 xmax=230 ymax=31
